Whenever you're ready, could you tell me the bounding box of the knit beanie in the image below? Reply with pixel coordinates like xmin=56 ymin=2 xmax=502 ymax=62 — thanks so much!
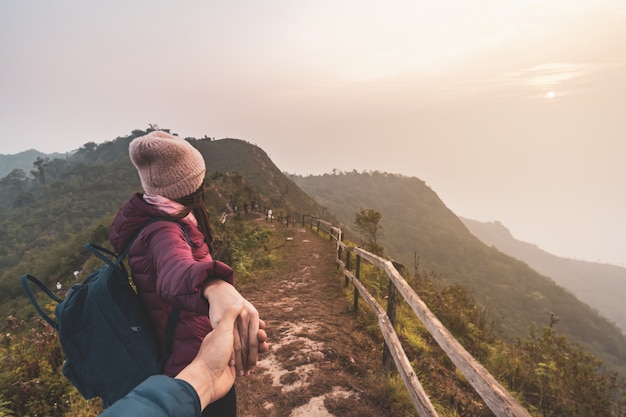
xmin=129 ymin=131 xmax=206 ymax=200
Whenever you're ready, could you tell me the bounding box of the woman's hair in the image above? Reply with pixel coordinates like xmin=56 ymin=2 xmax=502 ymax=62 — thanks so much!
xmin=174 ymin=185 xmax=214 ymax=252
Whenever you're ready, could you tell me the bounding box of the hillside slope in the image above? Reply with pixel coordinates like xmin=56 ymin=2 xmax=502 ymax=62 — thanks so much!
xmin=0 ymin=134 xmax=327 ymax=217
xmin=0 ymin=132 xmax=328 ymax=309
xmin=460 ymin=217 xmax=626 ymax=334
xmin=291 ymin=171 xmax=626 ymax=374
xmin=193 ymin=138 xmax=328 ymax=217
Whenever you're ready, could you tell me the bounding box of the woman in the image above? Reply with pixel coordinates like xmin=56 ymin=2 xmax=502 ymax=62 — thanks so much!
xmin=109 ymin=131 xmax=266 ymax=416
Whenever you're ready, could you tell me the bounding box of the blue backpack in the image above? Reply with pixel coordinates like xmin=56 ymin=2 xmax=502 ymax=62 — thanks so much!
xmin=21 ymin=220 xmax=185 ymax=407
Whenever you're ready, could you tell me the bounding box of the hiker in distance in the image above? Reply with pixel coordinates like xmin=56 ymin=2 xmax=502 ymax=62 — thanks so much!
xmin=101 ymin=299 xmax=253 ymax=417
xmin=109 ymin=131 xmax=268 ymax=417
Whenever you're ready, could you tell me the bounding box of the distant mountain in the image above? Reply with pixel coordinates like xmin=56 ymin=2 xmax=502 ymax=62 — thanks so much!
xmin=0 ymin=149 xmax=69 ymax=179
xmin=291 ymin=171 xmax=626 ymax=375
xmin=460 ymin=218 xmax=626 ymax=335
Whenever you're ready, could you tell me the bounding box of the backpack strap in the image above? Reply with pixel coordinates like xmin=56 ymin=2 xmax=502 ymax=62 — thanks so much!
xmin=21 ymin=274 xmax=62 ymax=330
xmin=162 ymin=306 xmax=181 ymax=360
xmin=85 ymin=243 xmax=118 ymax=266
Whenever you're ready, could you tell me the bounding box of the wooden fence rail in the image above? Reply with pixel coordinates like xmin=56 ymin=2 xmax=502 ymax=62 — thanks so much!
xmin=337 ymin=251 xmax=439 ymax=417
xmin=288 ymin=214 xmax=531 ymax=417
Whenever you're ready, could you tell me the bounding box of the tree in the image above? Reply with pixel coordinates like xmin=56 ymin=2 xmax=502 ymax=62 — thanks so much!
xmin=31 ymin=157 xmax=49 ymax=186
xmin=0 ymin=169 xmax=28 ymax=192
xmin=74 ymin=142 xmax=98 ymax=159
xmin=0 ymin=169 xmax=32 ymax=209
xmin=354 ymin=208 xmax=384 ymax=255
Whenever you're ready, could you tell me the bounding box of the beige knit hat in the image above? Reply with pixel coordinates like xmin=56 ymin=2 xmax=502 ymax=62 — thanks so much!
xmin=129 ymin=131 xmax=206 ymax=200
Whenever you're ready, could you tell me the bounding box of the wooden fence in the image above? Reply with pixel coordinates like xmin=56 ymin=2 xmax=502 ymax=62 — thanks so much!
xmin=286 ymin=214 xmax=531 ymax=417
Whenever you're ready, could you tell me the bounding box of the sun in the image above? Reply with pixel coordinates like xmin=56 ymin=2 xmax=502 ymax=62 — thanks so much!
xmin=546 ymin=91 xmax=555 ymax=99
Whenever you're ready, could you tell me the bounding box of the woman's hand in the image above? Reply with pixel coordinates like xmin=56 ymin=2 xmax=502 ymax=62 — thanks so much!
xmin=203 ymin=280 xmax=267 ymax=376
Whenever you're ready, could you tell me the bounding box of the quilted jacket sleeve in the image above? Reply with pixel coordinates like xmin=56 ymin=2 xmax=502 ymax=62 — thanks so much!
xmin=143 ymin=222 xmax=235 ymax=315
xmin=99 ymin=375 xmax=201 ymax=417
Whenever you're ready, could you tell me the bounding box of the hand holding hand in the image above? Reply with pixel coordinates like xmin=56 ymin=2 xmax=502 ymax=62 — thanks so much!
xmin=203 ymin=280 xmax=267 ymax=376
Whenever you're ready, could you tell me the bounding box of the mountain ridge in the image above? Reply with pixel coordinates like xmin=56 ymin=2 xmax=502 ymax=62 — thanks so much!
xmin=460 ymin=217 xmax=626 ymax=334
xmin=0 ymin=149 xmax=69 ymax=179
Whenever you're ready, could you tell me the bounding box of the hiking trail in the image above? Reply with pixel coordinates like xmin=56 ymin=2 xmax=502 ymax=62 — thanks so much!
xmin=236 ymin=216 xmax=404 ymax=417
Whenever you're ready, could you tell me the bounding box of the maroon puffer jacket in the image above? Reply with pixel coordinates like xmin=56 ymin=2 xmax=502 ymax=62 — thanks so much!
xmin=109 ymin=193 xmax=234 ymax=376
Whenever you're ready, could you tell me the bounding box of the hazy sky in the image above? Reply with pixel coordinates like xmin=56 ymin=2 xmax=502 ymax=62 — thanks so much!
xmin=2 ymin=1 xmax=625 ymax=266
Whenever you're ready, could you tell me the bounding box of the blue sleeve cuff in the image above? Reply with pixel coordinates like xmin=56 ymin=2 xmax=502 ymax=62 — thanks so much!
xmin=100 ymin=375 xmax=201 ymax=417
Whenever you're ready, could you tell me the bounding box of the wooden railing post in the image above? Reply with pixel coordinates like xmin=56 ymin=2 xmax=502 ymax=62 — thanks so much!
xmin=345 ymin=251 xmax=351 ymax=287
xmin=383 ymin=262 xmax=403 ymax=370
xmin=337 ymin=243 xmax=343 ymax=272
xmin=354 ymin=254 xmax=361 ymax=312
xmin=387 ymin=262 xmax=403 ymax=331
xmin=383 ymin=282 xmax=398 ymax=370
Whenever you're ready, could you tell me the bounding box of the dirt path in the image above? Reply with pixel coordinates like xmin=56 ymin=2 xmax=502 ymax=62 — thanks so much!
xmin=236 ymin=217 xmax=403 ymax=417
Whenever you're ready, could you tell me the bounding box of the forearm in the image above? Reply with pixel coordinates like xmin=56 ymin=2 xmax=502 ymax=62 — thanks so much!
xmin=176 ymin=361 xmax=215 ymax=410
xmin=203 ymin=278 xmax=238 ymax=305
